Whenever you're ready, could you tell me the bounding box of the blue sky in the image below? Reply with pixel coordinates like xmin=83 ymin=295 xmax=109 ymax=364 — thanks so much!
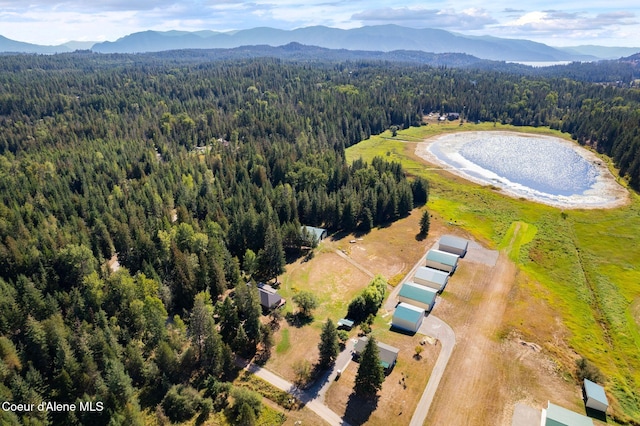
xmin=0 ymin=0 xmax=638 ymax=47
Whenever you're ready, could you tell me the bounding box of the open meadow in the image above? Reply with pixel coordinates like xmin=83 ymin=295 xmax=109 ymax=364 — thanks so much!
xmin=346 ymin=122 xmax=640 ymax=424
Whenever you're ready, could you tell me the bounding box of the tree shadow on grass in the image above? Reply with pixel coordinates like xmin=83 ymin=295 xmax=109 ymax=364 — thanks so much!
xmin=285 ymin=312 xmax=313 ymax=328
xmin=415 ymin=232 xmax=427 ymax=241
xmin=343 ymin=393 xmax=379 ymax=426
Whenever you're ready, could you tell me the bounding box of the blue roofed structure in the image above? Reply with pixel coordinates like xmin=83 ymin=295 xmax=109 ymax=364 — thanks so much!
xmin=398 ymin=282 xmax=437 ymax=311
xmin=425 ymin=249 xmax=459 ymax=274
xmin=543 ymin=402 xmax=593 ymax=426
xmin=391 ymin=302 xmax=425 ymax=333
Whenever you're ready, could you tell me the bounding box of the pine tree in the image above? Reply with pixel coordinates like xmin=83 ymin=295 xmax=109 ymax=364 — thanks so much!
xmin=354 ymin=337 xmax=384 ymax=397
xmin=419 ymin=209 xmax=430 ymax=237
xmin=257 ymin=224 xmax=285 ymax=284
xmin=318 ymin=319 xmax=339 ymax=369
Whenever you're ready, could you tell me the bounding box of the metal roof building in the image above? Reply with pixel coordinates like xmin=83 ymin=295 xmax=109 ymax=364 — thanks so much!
xmin=256 ymin=283 xmax=285 ymax=310
xmin=413 ymin=266 xmax=449 ymax=292
xmin=301 ymin=225 xmax=327 ymax=242
xmin=391 ymin=302 xmax=425 ymax=333
xmin=583 ymin=379 xmax=608 ymax=413
xmin=438 ymin=235 xmax=469 ymax=257
xmin=353 ymin=337 xmax=399 ymax=373
xmin=398 ymin=282 xmax=437 ymax=312
xmin=425 ymin=249 xmax=459 ymax=274
xmin=543 ymin=402 xmax=593 ymax=426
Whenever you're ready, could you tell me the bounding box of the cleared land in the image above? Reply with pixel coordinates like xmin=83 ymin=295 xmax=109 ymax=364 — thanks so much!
xmin=266 ymin=209 xmax=433 ymax=384
xmin=346 ymin=123 xmax=640 ymax=424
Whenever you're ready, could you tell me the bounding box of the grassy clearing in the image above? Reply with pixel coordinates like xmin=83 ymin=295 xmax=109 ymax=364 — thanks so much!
xmin=498 ymin=221 xmax=538 ymax=262
xmin=346 ymin=123 xmax=640 ymax=422
xmin=276 ymin=328 xmax=291 ymax=354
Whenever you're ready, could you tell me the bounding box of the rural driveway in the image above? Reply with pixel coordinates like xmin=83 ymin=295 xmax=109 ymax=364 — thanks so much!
xmin=409 ymin=315 xmax=455 ymax=426
xmin=239 ymin=358 xmax=351 ymax=426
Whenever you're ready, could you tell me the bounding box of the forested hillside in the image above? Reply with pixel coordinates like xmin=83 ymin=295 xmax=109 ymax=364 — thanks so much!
xmin=0 ymin=52 xmax=639 ymax=424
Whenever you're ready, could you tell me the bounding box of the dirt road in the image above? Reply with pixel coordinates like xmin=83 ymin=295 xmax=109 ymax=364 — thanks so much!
xmin=425 ymin=251 xmax=517 ymax=426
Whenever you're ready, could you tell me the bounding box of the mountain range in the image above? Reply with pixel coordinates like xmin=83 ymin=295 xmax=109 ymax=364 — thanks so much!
xmin=1 ymin=25 xmax=639 ymax=62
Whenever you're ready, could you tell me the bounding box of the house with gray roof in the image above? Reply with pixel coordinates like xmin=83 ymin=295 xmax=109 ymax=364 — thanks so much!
xmin=256 ymin=283 xmax=285 ymax=310
xmin=353 ymin=337 xmax=399 ymax=373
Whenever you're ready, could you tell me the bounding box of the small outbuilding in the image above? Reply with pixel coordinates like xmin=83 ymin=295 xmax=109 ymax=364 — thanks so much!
xmin=337 ymin=318 xmax=355 ymax=330
xmin=543 ymin=401 xmax=593 ymax=426
xmin=413 ymin=266 xmax=449 ymax=292
xmin=398 ymin=282 xmax=437 ymax=312
xmin=425 ymin=249 xmax=459 ymax=274
xmin=391 ymin=302 xmax=425 ymax=333
xmin=438 ymin=235 xmax=469 ymax=258
xmin=353 ymin=337 xmax=399 ymax=373
xmin=583 ymin=379 xmax=608 ymax=414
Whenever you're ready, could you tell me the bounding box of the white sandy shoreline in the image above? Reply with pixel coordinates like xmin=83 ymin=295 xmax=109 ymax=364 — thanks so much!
xmin=415 ymin=131 xmax=629 ymax=209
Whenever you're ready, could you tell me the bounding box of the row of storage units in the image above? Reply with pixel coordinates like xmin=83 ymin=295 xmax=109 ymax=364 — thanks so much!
xmin=391 ymin=235 xmax=469 ymax=333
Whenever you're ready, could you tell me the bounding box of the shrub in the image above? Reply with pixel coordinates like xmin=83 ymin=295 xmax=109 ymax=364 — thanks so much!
xmin=575 ymin=357 xmax=605 ymax=384
xmin=161 ymin=384 xmax=208 ymax=423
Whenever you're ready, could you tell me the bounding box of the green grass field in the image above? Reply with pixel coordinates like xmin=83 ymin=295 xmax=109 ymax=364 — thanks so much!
xmin=346 ymin=123 xmax=640 ymax=423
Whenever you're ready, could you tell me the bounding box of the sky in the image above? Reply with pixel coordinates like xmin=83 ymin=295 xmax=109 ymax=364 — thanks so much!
xmin=0 ymin=0 xmax=638 ymax=47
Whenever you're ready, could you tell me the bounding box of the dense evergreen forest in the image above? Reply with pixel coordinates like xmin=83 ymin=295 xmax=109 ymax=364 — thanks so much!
xmin=0 ymin=52 xmax=639 ymax=424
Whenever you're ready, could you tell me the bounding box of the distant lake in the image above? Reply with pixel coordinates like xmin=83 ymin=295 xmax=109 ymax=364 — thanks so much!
xmin=507 ymin=61 xmax=573 ymax=67
xmin=420 ymin=131 xmax=627 ymax=209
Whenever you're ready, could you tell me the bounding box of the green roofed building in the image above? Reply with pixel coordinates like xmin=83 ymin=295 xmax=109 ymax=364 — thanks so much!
xmin=543 ymin=402 xmax=593 ymax=426
xmin=391 ymin=302 xmax=425 ymax=333
xmin=425 ymin=249 xmax=459 ymax=274
xmin=301 ymin=225 xmax=327 ymax=242
xmin=398 ymin=282 xmax=437 ymax=311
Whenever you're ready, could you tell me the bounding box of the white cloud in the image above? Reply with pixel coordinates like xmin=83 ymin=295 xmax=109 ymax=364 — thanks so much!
xmin=0 ymin=0 xmax=638 ymax=47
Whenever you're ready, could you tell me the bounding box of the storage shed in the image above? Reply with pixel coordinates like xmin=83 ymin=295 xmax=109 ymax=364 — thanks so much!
xmin=398 ymin=282 xmax=437 ymax=312
xmin=583 ymin=379 xmax=608 ymax=413
xmin=438 ymin=235 xmax=469 ymax=257
xmin=353 ymin=337 xmax=399 ymax=373
xmin=337 ymin=318 xmax=354 ymax=330
xmin=413 ymin=266 xmax=449 ymax=292
xmin=425 ymin=249 xmax=459 ymax=274
xmin=391 ymin=302 xmax=425 ymax=333
xmin=543 ymin=402 xmax=593 ymax=426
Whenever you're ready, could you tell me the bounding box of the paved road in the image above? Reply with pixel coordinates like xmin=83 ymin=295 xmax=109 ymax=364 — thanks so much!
xmin=409 ymin=315 xmax=456 ymax=426
xmin=309 ymin=338 xmax=356 ymax=403
xmin=238 ymin=358 xmax=351 ymax=426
